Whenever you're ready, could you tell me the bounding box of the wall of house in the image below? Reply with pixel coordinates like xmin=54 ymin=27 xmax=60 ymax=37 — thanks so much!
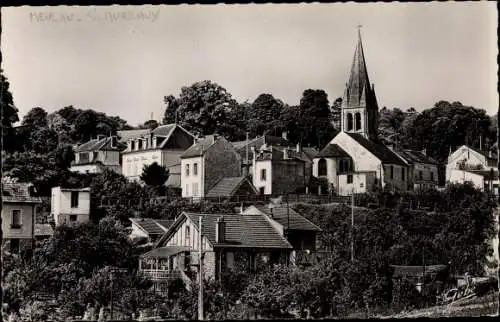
xmin=383 ymin=164 xmax=408 ymax=192
xmin=253 ymin=160 xmax=272 ymax=195
xmin=51 ymin=189 xmax=90 ymax=226
xmin=203 ymin=139 xmax=242 ymax=194
xmin=70 ymin=163 xmax=102 ymax=174
xmin=338 ymin=172 xmax=376 ymax=195
xmin=163 ymin=127 xmax=195 ymax=150
xmin=412 ymin=163 xmax=439 ymax=190
xmin=130 ymin=223 xmax=149 ymax=239
xmin=98 ymin=150 xmax=120 ymax=166
xmin=312 ymin=157 xmax=339 ymax=190
xmin=446 ymin=146 xmax=490 ymax=173
xmin=271 ymin=160 xmax=307 ymax=195
xmin=181 ymin=156 xmax=203 ymax=198
xmin=1 ymin=203 xmax=35 ymax=239
xmin=122 ymin=150 xmax=164 ymax=180
xmin=332 ymin=132 xmax=382 ymax=174
xmin=56 ymin=213 xmax=90 ymax=227
xmin=448 ymin=169 xmax=485 ymax=190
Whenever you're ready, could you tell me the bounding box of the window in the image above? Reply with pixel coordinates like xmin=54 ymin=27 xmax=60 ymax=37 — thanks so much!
xmin=419 ymin=171 xmax=423 ymax=181
xmin=11 ymin=210 xmax=22 ymax=228
xmin=347 ymin=174 xmax=353 ymax=184
xmin=138 ymin=140 xmax=143 ymax=150
xmin=355 ymin=112 xmax=361 ymax=131
xmin=390 ymin=166 xmax=394 ymax=179
xmin=401 ymin=168 xmax=405 ymax=181
xmin=193 ymin=163 xmax=198 ymax=175
xmin=185 ymin=164 xmax=190 ymax=176
xmin=347 ymin=113 xmax=353 ymax=131
xmin=185 ymin=226 xmax=191 ymax=246
xmin=259 ymin=187 xmax=265 ymax=195
xmin=10 ymin=239 xmax=20 ymax=254
xmin=430 ymin=172 xmax=434 ymax=181
xmin=260 ymin=169 xmax=267 ymax=181
xmin=192 ymin=183 xmax=199 ymax=196
xmin=92 ymin=151 xmax=98 ymax=161
xmin=185 ymin=184 xmax=190 ymax=196
xmin=70 ymin=215 xmax=77 ymax=222
xmin=131 ymin=141 xmax=135 ymax=150
xmin=318 ymin=159 xmax=327 ymax=176
xmin=71 ymin=191 xmax=79 ymax=208
xmin=80 ymin=152 xmax=90 ymax=163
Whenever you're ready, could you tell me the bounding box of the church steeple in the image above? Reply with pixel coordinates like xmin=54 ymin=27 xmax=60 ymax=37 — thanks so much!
xmin=341 ymin=26 xmax=379 ymax=141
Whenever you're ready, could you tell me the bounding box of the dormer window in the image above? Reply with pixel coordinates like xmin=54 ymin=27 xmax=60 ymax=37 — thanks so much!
xmin=138 ymin=140 xmax=143 ymax=150
xmin=131 ymin=141 xmax=135 ymax=150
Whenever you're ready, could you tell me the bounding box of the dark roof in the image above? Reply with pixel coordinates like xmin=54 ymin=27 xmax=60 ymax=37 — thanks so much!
xmin=130 ymin=218 xmax=168 ymax=235
xmin=74 ymin=136 xmax=125 ymax=152
xmin=345 ymin=133 xmax=406 ymax=166
xmin=206 ymin=177 xmax=257 ymax=198
xmin=141 ymin=246 xmax=190 ymax=259
xmin=155 ymin=219 xmax=174 ymax=230
xmin=2 ymin=182 xmax=42 ymax=203
xmin=35 ymin=224 xmax=54 ymax=237
xmin=302 ymin=147 xmax=319 ymax=160
xmin=117 ymin=129 xmax=151 ymax=143
xmin=180 ymin=135 xmax=217 ymax=158
xmin=317 ymin=143 xmax=351 ymax=158
xmin=233 ymin=135 xmax=294 ymax=159
xmin=390 ymin=265 xmax=448 ymax=278
xmin=184 ymin=212 xmax=292 ymax=249
xmin=252 ymin=205 xmax=322 ymax=232
xmin=152 ymin=124 xmax=176 ymax=137
xmin=396 ymin=150 xmax=439 ymax=166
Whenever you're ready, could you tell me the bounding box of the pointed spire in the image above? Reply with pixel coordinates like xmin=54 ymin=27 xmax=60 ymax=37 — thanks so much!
xmin=346 ymin=25 xmax=371 ymax=107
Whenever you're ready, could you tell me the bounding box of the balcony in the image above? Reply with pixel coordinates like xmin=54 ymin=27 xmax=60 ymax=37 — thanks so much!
xmin=141 ymin=269 xmax=181 ymax=281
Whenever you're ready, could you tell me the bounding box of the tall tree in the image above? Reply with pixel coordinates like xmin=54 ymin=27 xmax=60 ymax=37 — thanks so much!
xmin=1 ymin=69 xmax=20 ymax=152
xmin=298 ymin=89 xmax=335 ymax=148
xmin=330 ymin=97 xmax=343 ymax=131
xmin=247 ymin=94 xmax=285 ymax=138
xmin=22 ymin=107 xmax=48 ymax=128
xmin=162 ymin=95 xmax=179 ymax=125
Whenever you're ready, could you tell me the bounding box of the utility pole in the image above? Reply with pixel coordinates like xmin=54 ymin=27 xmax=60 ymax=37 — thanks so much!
xmin=351 ymin=189 xmax=355 ymax=263
xmin=198 ymin=216 xmax=204 ymax=321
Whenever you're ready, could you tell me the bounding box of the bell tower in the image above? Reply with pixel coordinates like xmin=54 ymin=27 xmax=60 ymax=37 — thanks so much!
xmin=341 ymin=26 xmax=379 ymax=141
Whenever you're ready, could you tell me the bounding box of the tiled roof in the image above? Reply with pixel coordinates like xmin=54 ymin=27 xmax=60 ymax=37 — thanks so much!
xmin=155 ymin=219 xmax=174 ymax=231
xmin=180 ymin=135 xmax=216 ymax=158
xmin=206 ymin=177 xmax=257 ymax=198
xmin=152 ymin=124 xmax=176 ymax=137
xmin=396 ymin=149 xmax=439 ymax=166
xmin=252 ymin=205 xmax=322 ymax=232
xmin=74 ymin=136 xmax=125 ymax=152
xmin=302 ymin=147 xmax=319 ymax=161
xmin=130 ymin=218 xmax=168 ymax=235
xmin=316 ymin=143 xmax=351 ymax=158
xmin=141 ymin=246 xmax=190 ymax=259
xmin=35 ymin=224 xmax=54 ymax=237
xmin=345 ymin=133 xmax=406 ymax=166
xmin=233 ymin=135 xmax=294 ymax=159
xmin=117 ymin=129 xmax=151 ymax=143
xmin=2 ymin=182 xmax=42 ymax=204
xmin=185 ymin=212 xmax=292 ymax=249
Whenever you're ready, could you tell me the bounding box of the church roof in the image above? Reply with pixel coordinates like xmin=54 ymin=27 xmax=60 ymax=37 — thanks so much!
xmin=344 ymin=29 xmax=378 ymax=111
xmin=316 ymin=144 xmax=351 ymax=158
xmin=346 ymin=133 xmax=406 ymax=166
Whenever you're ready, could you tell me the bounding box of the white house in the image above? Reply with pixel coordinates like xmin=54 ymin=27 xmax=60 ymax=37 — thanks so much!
xmin=395 ymin=149 xmax=439 ymax=190
xmin=446 ymin=145 xmax=498 ymax=194
xmin=71 ymin=135 xmax=125 ymax=174
xmin=312 ymin=29 xmax=409 ymax=196
xmin=51 ymin=187 xmax=91 ymax=227
xmin=121 ymin=124 xmax=195 ymax=188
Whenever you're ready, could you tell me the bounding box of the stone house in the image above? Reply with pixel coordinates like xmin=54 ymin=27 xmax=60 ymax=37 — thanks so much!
xmin=51 ymin=187 xmax=90 ymax=227
xmin=1 ymin=181 xmax=42 ymax=255
xmin=180 ymin=135 xmax=243 ymax=199
xmin=121 ymin=124 xmax=195 ymax=188
xmin=71 ymin=135 xmax=125 ymax=174
xmin=395 ymin=149 xmax=439 ymax=190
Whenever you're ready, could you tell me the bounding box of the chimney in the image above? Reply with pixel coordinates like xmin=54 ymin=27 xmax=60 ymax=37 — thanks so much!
xmin=215 ymin=216 xmax=226 ymax=243
xmin=282 ymin=131 xmax=288 ymax=140
xmin=296 ymin=143 xmax=301 ymax=153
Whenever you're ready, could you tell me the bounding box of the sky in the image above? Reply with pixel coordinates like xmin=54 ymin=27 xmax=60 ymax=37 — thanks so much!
xmin=1 ymin=3 xmax=498 ymax=127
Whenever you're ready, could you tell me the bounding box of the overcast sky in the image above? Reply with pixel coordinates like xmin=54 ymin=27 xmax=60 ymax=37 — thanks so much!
xmin=2 ymin=3 xmax=498 ymax=127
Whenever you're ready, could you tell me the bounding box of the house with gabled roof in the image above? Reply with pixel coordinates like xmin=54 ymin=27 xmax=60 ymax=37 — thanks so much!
xmin=71 ymin=135 xmax=125 ymax=174
xmin=312 ymin=29 xmax=409 ymax=195
xmin=121 ymin=124 xmax=195 ymax=188
xmin=395 ymin=149 xmax=439 ymax=190
xmin=2 ymin=180 xmax=42 ymax=255
xmin=129 ymin=217 xmax=174 ymax=244
xmin=205 ymin=176 xmax=258 ymax=200
xmin=141 ymin=211 xmax=293 ymax=283
xmin=180 ymin=135 xmax=243 ymax=199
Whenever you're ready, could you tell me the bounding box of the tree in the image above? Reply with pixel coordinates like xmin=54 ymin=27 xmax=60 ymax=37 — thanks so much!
xmin=247 ymin=94 xmax=285 ymax=138
xmin=140 ymin=162 xmax=169 ymax=187
xmin=1 ymin=68 xmax=20 ymax=152
xmin=29 ymin=127 xmax=59 ymax=154
xmin=331 ymin=97 xmax=343 ymax=131
xmin=22 ymin=107 xmax=48 ymax=128
xmin=141 ymin=120 xmax=159 ymax=130
xmin=163 ymin=95 xmax=179 ymax=124
xmin=172 ymin=80 xmax=238 ymax=136
xmin=47 ymin=112 xmax=72 ymax=144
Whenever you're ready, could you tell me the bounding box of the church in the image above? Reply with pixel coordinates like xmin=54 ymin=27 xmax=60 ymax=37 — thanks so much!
xmin=312 ymin=29 xmax=413 ymax=195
